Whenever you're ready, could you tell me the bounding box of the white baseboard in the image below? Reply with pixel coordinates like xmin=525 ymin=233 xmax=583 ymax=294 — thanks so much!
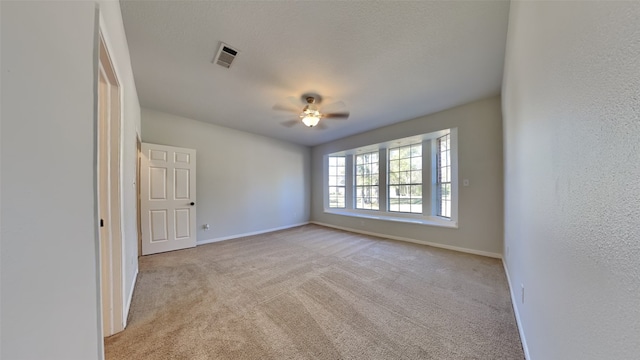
xmin=197 ymin=222 xmax=310 ymax=246
xmin=503 ymin=260 xmax=531 ymax=360
xmin=311 ymin=221 xmax=502 ymax=259
xmin=123 ymin=266 xmax=138 ymax=328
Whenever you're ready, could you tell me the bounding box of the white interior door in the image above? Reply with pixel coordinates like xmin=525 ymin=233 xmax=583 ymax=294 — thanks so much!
xmin=141 ymin=143 xmax=197 ymax=255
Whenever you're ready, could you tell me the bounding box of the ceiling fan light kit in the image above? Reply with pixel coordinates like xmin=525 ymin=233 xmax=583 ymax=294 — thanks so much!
xmin=301 ymin=115 xmax=321 ymax=127
xmin=300 ymin=97 xmax=321 ymax=127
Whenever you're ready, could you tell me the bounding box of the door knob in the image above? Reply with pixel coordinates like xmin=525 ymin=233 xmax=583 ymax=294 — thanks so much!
xmin=190 ymin=202 xmax=195 ymax=206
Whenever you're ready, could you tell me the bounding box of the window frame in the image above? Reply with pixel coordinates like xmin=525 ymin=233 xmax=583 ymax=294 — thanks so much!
xmin=435 ymin=133 xmax=452 ymax=218
xmin=388 ymin=143 xmax=423 ymax=214
xmin=323 ymin=128 xmax=458 ymax=228
xmin=354 ymin=151 xmax=380 ymax=211
xmin=327 ymin=155 xmax=346 ymax=209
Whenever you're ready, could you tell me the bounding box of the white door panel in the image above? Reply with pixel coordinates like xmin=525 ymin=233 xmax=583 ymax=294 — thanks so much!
xmin=141 ymin=143 xmax=196 ymax=255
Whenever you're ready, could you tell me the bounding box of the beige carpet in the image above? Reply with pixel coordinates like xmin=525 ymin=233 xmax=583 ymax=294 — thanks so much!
xmin=105 ymin=224 xmax=524 ymax=359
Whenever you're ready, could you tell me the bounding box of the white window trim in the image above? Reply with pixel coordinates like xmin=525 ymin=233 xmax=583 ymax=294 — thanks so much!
xmin=323 ymin=128 xmax=458 ymax=229
xmin=324 ymin=208 xmax=458 ymax=228
xmin=431 ymin=129 xmax=458 ymax=221
xmin=354 ymin=151 xmax=380 ymax=210
xmin=326 ymin=155 xmax=347 ymax=209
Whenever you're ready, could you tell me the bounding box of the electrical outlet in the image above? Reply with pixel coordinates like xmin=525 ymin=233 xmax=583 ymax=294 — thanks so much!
xmin=203 ymin=224 xmax=210 ymax=231
xmin=463 ymin=179 xmax=470 ymax=187
xmin=521 ymin=284 xmax=525 ymax=304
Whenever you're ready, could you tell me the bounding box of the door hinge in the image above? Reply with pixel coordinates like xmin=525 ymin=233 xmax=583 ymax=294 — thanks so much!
xmin=100 ymin=219 xmax=104 ymax=227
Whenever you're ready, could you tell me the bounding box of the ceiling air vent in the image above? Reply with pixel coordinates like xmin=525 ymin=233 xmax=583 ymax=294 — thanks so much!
xmin=214 ymin=43 xmax=238 ymax=69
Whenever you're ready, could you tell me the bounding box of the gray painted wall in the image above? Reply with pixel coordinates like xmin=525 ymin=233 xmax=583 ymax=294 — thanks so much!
xmin=1 ymin=2 xmax=102 ymax=359
xmin=502 ymin=1 xmax=640 ymax=359
xmin=311 ymin=96 xmax=504 ymax=256
xmin=141 ymin=109 xmax=311 ymax=242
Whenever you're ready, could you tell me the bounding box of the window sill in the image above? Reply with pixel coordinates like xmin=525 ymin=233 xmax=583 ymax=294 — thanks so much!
xmin=323 ymin=209 xmax=458 ymax=229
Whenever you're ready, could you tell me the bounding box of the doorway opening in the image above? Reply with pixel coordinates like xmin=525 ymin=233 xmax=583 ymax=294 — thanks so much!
xmin=98 ymin=32 xmax=124 ymax=337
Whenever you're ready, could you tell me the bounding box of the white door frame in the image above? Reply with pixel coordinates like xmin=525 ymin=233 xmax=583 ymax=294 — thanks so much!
xmin=97 ymin=30 xmax=125 ymax=337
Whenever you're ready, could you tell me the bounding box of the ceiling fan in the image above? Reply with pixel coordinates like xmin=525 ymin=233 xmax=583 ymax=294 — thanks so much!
xmin=274 ymin=93 xmax=350 ymax=128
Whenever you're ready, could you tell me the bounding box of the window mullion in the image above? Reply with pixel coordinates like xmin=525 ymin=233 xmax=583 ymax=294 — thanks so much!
xmin=422 ymin=140 xmax=432 ymax=217
xmin=378 ymin=148 xmax=387 ymax=212
xmin=345 ymin=155 xmax=354 ymax=210
xmin=449 ymin=129 xmax=458 ymax=221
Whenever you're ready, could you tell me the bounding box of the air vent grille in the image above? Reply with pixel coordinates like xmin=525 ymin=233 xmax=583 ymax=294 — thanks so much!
xmin=214 ymin=43 xmax=239 ymax=68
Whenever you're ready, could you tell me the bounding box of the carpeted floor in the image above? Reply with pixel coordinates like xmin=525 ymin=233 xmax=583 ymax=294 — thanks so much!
xmin=105 ymin=224 xmax=524 ymax=359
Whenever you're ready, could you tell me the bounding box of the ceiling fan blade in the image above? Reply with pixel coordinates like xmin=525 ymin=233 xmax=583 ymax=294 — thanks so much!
xmin=320 ymin=101 xmax=346 ymax=113
xmin=323 ymin=112 xmax=350 ymax=119
xmin=280 ymin=119 xmax=299 ymax=128
xmin=272 ymin=104 xmax=300 ymax=113
xmin=287 ymin=96 xmax=304 ymax=107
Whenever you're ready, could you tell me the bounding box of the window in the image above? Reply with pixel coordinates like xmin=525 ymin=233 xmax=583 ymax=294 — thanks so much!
xmin=324 ymin=128 xmax=457 ymax=228
xmin=355 ymin=152 xmax=379 ymax=210
xmin=328 ymin=156 xmax=346 ymax=208
xmin=388 ymin=144 xmax=422 ymax=213
xmin=436 ymin=134 xmax=451 ymax=218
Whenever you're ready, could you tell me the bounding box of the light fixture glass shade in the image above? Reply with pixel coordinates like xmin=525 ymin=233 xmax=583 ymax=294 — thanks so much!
xmin=302 ymin=115 xmax=320 ymax=127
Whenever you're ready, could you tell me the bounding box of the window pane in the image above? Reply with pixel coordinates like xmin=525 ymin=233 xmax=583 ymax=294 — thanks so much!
xmin=411 ymin=170 xmax=422 ymax=183
xmin=389 ymin=148 xmax=399 ymax=160
xmin=390 ymin=160 xmax=399 ymax=172
xmin=328 ymin=156 xmax=346 ymax=208
xmin=411 ymin=144 xmax=422 ymax=157
xmin=388 ymin=143 xmax=423 ymax=214
xmin=411 ymin=157 xmax=422 ymax=170
xmin=435 ymin=134 xmax=451 ymax=218
xmin=399 ymin=158 xmax=410 ymax=171
xmin=389 ymin=175 xmax=398 ymax=185
xmin=398 ymin=171 xmax=410 ymax=184
xmin=355 ymin=151 xmax=379 ymax=210
xmin=411 ymin=203 xmax=423 ymax=213
xmin=399 ymin=198 xmax=411 ymax=212
xmin=440 ymin=153 xmax=449 ymax=166
xmin=442 ymin=183 xmax=451 ymax=199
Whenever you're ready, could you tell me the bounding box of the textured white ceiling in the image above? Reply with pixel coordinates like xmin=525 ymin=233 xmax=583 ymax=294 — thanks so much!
xmin=120 ymin=0 xmax=510 ymax=146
